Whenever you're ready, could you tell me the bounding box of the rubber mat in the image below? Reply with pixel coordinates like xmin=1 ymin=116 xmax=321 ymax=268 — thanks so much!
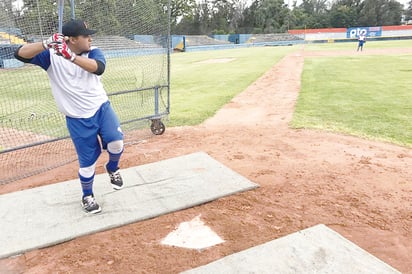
xmin=182 ymin=224 xmax=401 ymax=274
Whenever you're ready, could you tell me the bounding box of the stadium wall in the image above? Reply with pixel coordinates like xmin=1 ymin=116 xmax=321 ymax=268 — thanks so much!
xmin=288 ymin=25 xmax=412 ymax=41
xmin=181 ymin=40 xmax=303 ymax=53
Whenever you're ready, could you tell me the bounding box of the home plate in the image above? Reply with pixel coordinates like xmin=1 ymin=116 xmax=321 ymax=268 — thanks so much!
xmin=162 ymin=215 xmax=224 ymax=249
xmin=182 ymin=224 xmax=401 ymax=273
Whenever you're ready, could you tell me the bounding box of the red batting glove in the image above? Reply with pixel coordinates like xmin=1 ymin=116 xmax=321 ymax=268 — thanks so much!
xmin=54 ymin=41 xmax=76 ymax=62
xmin=42 ymin=33 xmax=64 ymax=49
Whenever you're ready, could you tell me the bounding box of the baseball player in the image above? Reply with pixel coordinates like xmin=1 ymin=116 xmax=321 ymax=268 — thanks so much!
xmin=14 ymin=20 xmax=124 ymax=214
xmin=357 ymin=33 xmax=366 ymax=52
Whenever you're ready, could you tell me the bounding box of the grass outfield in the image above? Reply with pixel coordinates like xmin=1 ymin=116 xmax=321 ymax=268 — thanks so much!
xmin=169 ymin=46 xmax=296 ymax=125
xmin=292 ymin=44 xmax=412 ymax=147
xmin=304 ymin=39 xmax=412 ymax=50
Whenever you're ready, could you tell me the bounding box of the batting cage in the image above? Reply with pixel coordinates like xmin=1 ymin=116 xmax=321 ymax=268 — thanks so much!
xmin=0 ymin=0 xmax=171 ymax=184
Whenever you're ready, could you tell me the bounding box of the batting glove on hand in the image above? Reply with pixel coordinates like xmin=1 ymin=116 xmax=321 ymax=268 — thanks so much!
xmin=42 ymin=33 xmax=64 ymax=49
xmin=54 ymin=41 xmax=76 ymax=62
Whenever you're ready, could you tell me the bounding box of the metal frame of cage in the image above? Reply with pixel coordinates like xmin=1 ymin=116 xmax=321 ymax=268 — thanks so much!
xmin=58 ymin=0 xmax=171 ymax=136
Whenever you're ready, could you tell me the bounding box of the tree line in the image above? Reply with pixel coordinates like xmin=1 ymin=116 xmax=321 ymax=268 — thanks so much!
xmin=1 ymin=0 xmax=410 ymax=36
xmin=175 ymin=0 xmax=407 ymax=34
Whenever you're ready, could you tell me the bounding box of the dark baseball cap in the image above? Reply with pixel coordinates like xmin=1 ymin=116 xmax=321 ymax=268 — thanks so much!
xmin=62 ymin=20 xmax=97 ymax=37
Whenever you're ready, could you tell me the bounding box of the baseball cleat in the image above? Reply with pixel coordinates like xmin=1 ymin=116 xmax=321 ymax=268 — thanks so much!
xmin=82 ymin=195 xmax=101 ymax=214
xmin=105 ymin=163 xmax=124 ymax=190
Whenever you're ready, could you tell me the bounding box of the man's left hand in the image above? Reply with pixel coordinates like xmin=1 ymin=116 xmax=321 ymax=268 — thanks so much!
xmin=54 ymin=41 xmax=76 ymax=62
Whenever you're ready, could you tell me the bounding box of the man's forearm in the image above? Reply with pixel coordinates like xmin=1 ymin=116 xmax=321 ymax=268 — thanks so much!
xmin=16 ymin=42 xmax=45 ymax=59
xmin=72 ymin=55 xmax=99 ymax=74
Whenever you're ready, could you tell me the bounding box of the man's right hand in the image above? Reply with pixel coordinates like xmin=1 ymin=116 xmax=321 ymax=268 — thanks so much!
xmin=42 ymin=33 xmax=64 ymax=49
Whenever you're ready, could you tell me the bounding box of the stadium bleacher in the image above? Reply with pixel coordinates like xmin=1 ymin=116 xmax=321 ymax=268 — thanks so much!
xmin=184 ymin=35 xmax=231 ymax=47
xmin=246 ymin=33 xmax=303 ymax=43
xmin=0 ymin=31 xmax=25 ymax=45
xmin=92 ymin=35 xmax=160 ymax=50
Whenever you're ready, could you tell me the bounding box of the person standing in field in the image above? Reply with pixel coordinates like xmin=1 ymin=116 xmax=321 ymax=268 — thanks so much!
xmin=357 ymin=33 xmax=366 ymax=51
xmin=14 ymin=20 xmax=124 ymax=214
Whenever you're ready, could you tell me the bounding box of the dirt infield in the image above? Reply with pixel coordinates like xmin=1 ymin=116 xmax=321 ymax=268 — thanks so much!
xmin=1 ymin=47 xmax=411 ymax=273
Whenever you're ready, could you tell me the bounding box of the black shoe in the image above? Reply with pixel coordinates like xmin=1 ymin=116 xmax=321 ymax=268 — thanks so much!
xmin=82 ymin=195 xmax=102 ymax=214
xmin=105 ymin=163 xmax=124 ymax=190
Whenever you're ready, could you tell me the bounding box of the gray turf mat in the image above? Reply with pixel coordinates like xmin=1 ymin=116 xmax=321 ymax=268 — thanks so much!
xmin=0 ymin=151 xmax=258 ymax=259
xmin=182 ymin=224 xmax=401 ymax=274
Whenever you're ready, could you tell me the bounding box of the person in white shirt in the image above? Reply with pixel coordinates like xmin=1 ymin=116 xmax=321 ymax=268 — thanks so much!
xmin=15 ymin=20 xmax=124 ymax=214
xmin=357 ymin=33 xmax=366 ymax=52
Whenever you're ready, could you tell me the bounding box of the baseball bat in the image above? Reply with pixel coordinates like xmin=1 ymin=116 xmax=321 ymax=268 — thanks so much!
xmin=58 ymin=0 xmax=64 ymax=33
xmin=70 ymin=0 xmax=75 ymax=20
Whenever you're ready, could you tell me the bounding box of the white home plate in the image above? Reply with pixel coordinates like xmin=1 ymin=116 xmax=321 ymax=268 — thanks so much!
xmin=162 ymin=215 xmax=224 ymax=249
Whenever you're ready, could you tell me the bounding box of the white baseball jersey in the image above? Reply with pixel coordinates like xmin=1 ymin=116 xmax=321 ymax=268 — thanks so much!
xmin=30 ymin=47 xmax=108 ymax=118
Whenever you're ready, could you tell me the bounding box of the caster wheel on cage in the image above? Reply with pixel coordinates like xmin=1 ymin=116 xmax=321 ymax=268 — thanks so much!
xmin=150 ymin=119 xmax=165 ymax=135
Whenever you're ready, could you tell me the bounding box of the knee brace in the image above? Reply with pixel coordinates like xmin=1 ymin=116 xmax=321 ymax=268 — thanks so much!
xmin=79 ymin=163 xmax=96 ymax=178
xmin=107 ymin=140 xmax=124 ymax=154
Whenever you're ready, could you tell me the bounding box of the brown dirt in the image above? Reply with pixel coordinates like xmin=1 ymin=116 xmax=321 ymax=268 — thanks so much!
xmin=1 ymin=47 xmax=412 ymax=274
xmin=0 ymin=127 xmax=52 ymax=150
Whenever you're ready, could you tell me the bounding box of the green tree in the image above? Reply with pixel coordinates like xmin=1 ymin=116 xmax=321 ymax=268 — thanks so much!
xmin=76 ymin=0 xmax=120 ymax=35
xmin=357 ymin=0 xmax=402 ymax=26
xmin=16 ymin=0 xmax=59 ymax=36
xmin=0 ymin=0 xmax=15 ymax=28
xmin=405 ymin=0 xmax=412 ymax=21
xmin=8 ymin=0 xmax=408 ymax=37
xmin=329 ymin=0 xmax=359 ymax=27
xmin=160 ymin=0 xmax=196 ymax=32
xmin=208 ymin=0 xmax=231 ymax=33
xmin=301 ymin=0 xmax=329 ymax=14
xmin=195 ymin=0 xmax=213 ymax=34
xmin=231 ymin=0 xmax=248 ymax=32
xmin=114 ymin=0 xmax=167 ymax=35
xmin=238 ymin=0 xmax=261 ymax=33
xmin=239 ymin=0 xmax=290 ymax=33
xmin=290 ymin=0 xmax=330 ymax=29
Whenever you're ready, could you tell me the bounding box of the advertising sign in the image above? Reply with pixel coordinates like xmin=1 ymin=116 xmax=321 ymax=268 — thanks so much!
xmin=347 ymin=27 xmax=382 ymax=38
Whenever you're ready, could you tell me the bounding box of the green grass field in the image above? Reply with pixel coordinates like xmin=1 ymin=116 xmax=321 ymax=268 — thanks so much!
xmin=292 ymin=42 xmax=412 ymax=147
xmin=1 ymin=40 xmax=411 ymax=148
xmin=304 ymin=39 xmax=412 ymax=50
xmin=169 ymin=46 xmax=296 ymax=125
